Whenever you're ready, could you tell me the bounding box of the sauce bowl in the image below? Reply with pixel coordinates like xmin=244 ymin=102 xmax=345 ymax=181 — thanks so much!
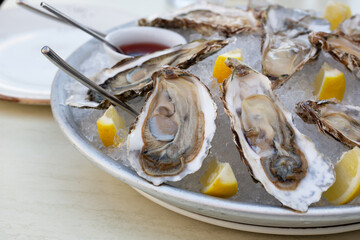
xmin=104 ymin=26 xmax=187 ymax=63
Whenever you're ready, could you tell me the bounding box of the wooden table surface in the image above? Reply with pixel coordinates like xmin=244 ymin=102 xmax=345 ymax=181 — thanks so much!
xmin=1 ymin=0 xmax=360 ymax=239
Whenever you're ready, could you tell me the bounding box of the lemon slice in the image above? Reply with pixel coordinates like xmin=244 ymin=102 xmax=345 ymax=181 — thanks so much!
xmin=323 ymin=1 xmax=352 ymax=30
xmin=323 ymin=147 xmax=360 ymax=205
xmin=213 ymin=49 xmax=243 ymax=84
xmin=200 ymin=159 xmax=238 ymax=198
xmin=97 ymin=105 xmax=126 ymax=147
xmin=313 ymin=62 xmax=346 ymax=101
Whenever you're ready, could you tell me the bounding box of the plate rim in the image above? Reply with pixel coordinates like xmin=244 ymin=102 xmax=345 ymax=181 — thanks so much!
xmin=135 ymin=188 xmax=360 ymax=235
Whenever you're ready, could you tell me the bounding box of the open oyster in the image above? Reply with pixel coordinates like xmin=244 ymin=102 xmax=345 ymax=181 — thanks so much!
xmin=138 ymin=2 xmax=260 ymax=37
xmin=127 ymin=67 xmax=217 ymax=185
xmin=295 ymin=100 xmax=360 ymax=148
xmin=261 ymin=5 xmax=329 ymax=88
xmin=67 ymin=39 xmax=227 ymax=109
xmin=221 ymin=58 xmax=334 ymax=212
xmin=335 ymin=14 xmax=360 ymax=44
xmin=309 ymin=31 xmax=360 ymax=79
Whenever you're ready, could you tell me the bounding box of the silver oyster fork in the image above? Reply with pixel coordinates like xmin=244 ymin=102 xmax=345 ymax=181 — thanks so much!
xmin=17 ymin=0 xmax=124 ymax=54
xmin=41 ymin=46 xmax=139 ymax=117
xmin=16 ymin=0 xmax=105 ymax=36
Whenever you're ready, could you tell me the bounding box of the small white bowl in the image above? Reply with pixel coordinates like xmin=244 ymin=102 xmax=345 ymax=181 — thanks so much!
xmin=104 ymin=26 xmax=187 ymax=63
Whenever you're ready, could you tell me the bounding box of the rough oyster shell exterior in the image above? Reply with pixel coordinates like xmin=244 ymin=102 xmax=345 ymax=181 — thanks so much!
xmin=138 ymin=2 xmax=261 ymax=37
xmin=335 ymin=14 xmax=360 ymax=44
xmin=309 ymin=31 xmax=360 ymax=79
xmin=66 ymin=39 xmax=227 ymax=109
xmin=296 ymin=100 xmax=360 ymax=149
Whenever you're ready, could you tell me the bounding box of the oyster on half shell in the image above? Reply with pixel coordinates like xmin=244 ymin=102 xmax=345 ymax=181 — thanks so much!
xmin=66 ymin=39 xmax=227 ymax=109
xmin=335 ymin=14 xmax=360 ymax=44
xmin=295 ymin=100 xmax=360 ymax=149
xmin=221 ymin=58 xmax=334 ymax=212
xmin=138 ymin=2 xmax=260 ymax=37
xmin=261 ymin=5 xmax=329 ymax=88
xmin=309 ymin=31 xmax=360 ymax=79
xmin=127 ymin=67 xmax=217 ymax=185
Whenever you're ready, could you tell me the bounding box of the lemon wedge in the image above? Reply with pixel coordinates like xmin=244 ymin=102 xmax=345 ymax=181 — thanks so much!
xmin=323 ymin=1 xmax=352 ymax=30
xmin=200 ymin=159 xmax=238 ymax=198
xmin=97 ymin=105 xmax=126 ymax=147
xmin=323 ymin=147 xmax=360 ymax=205
xmin=213 ymin=49 xmax=243 ymax=84
xmin=313 ymin=62 xmax=346 ymax=101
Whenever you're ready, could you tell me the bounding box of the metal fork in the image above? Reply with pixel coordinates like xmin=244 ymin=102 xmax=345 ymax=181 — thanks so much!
xmin=17 ymin=0 xmax=124 ymax=54
xmin=41 ymin=46 xmax=138 ymax=117
xmin=16 ymin=0 xmax=105 ymax=36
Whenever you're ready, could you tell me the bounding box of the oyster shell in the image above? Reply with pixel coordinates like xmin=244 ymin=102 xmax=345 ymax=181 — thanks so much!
xmin=335 ymin=14 xmax=360 ymax=44
xmin=295 ymin=100 xmax=360 ymax=148
xmin=222 ymin=58 xmax=334 ymax=212
xmin=67 ymin=39 xmax=227 ymax=109
xmin=127 ymin=67 xmax=217 ymax=185
xmin=247 ymin=0 xmax=271 ymax=18
xmin=138 ymin=2 xmax=260 ymax=37
xmin=261 ymin=5 xmax=329 ymax=88
xmin=309 ymin=31 xmax=360 ymax=79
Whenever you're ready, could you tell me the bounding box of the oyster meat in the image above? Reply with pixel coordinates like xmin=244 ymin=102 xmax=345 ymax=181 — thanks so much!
xmin=261 ymin=5 xmax=330 ymax=88
xmin=67 ymin=39 xmax=227 ymax=109
xmin=222 ymin=58 xmax=334 ymax=212
xmin=335 ymin=14 xmax=360 ymax=44
xmin=138 ymin=2 xmax=260 ymax=37
xmin=295 ymin=100 xmax=360 ymax=148
xmin=127 ymin=67 xmax=217 ymax=185
xmin=309 ymin=31 xmax=360 ymax=79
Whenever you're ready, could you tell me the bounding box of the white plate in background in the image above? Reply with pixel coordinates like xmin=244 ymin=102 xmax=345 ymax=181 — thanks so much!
xmin=0 ymin=5 xmax=135 ymax=104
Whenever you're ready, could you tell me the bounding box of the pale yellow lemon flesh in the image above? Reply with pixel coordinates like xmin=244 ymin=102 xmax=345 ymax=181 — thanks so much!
xmin=213 ymin=49 xmax=243 ymax=84
xmin=313 ymin=62 xmax=346 ymax=102
xmin=323 ymin=147 xmax=360 ymax=205
xmin=97 ymin=105 xmax=126 ymax=147
xmin=200 ymin=159 xmax=238 ymax=198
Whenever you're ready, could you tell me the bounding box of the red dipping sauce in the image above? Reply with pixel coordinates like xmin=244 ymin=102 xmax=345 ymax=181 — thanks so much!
xmin=119 ymin=42 xmax=169 ymax=56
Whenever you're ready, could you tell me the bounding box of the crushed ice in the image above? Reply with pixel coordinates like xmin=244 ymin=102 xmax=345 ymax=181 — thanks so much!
xmin=66 ymin=28 xmax=359 ymax=207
